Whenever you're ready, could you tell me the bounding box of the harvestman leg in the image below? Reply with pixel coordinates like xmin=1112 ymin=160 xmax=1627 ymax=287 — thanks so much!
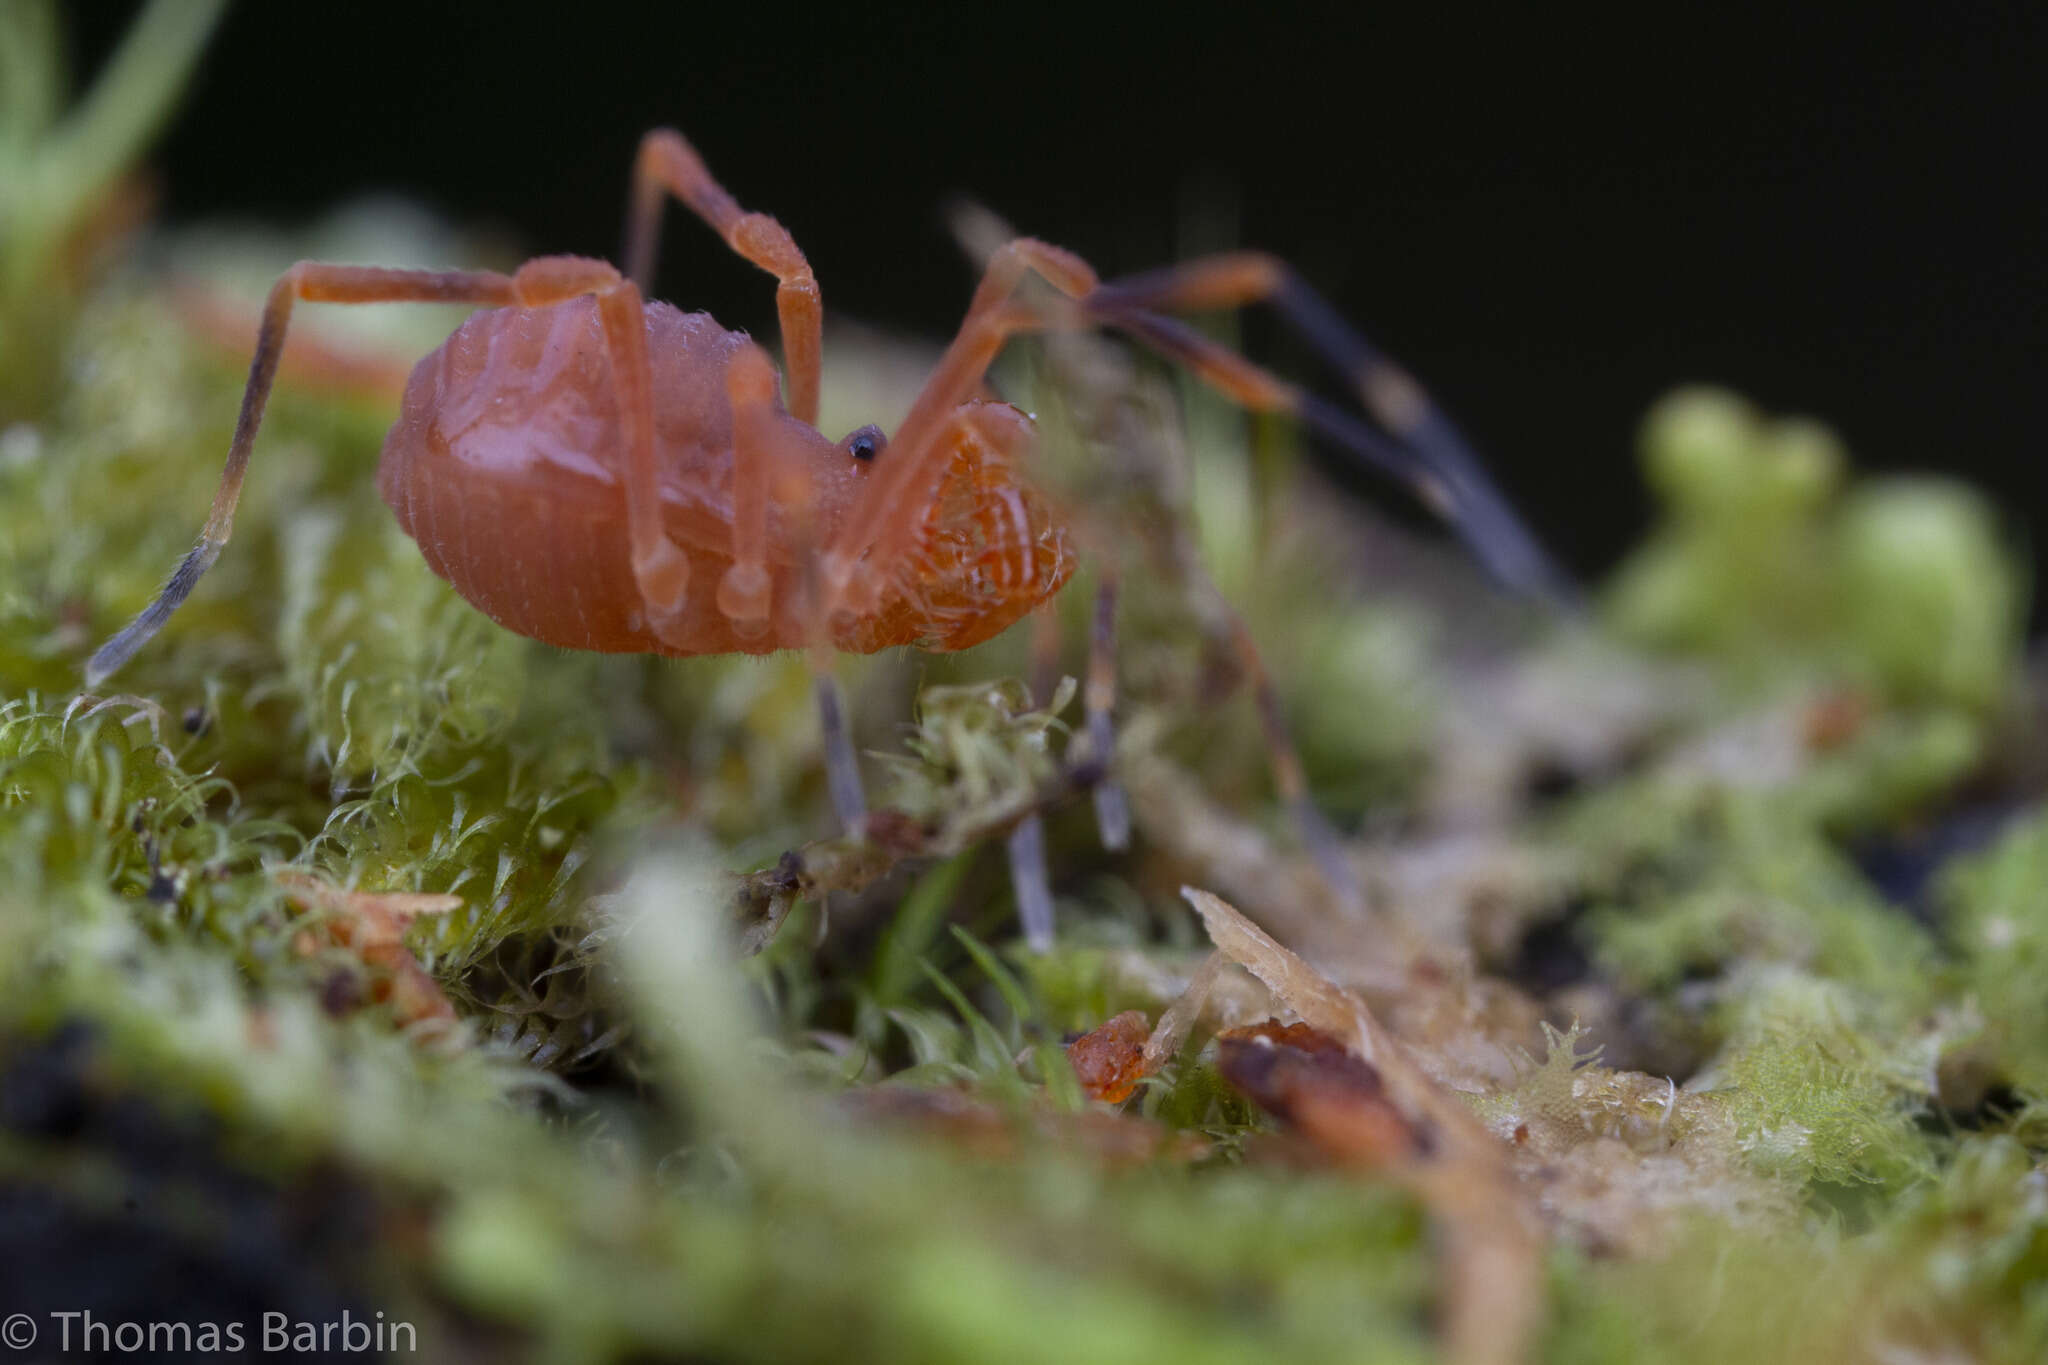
xmin=624 ymin=129 xmax=824 ymax=426
xmin=624 ymin=128 xmax=863 ymax=829
xmin=1082 ymin=574 xmax=1130 ymax=850
xmin=1079 ymin=277 xmax=1576 ymax=909
xmin=1088 ymin=251 xmax=1573 ymax=604
xmin=1070 ymin=309 xmax=1430 ymax=910
xmin=87 ymin=257 xmax=693 ymax=685
xmin=1035 ymin=311 xmax=1363 ymax=909
xmin=796 ymin=241 xmax=1098 ymax=934
xmin=719 ymin=341 xmax=869 ymax=833
xmin=824 ymin=231 xmax=1559 ymax=608
xmin=1004 ymin=573 xmax=1125 ymax=952
xmin=1012 ymin=599 xmax=1066 ymax=952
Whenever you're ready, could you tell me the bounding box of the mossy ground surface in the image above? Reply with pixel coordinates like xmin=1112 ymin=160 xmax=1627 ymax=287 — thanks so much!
xmin=5 ymin=177 xmax=2048 ymax=1362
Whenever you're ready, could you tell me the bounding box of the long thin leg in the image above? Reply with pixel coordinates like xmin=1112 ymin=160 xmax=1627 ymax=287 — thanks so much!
xmin=943 ymin=207 xmax=1565 ymax=602
xmin=1010 ymin=592 xmax=1059 ymax=946
xmin=1061 ymin=319 xmax=1368 ymax=907
xmin=581 ymin=266 xmax=694 ymax=636
xmin=946 ymin=239 xmax=1369 ymax=907
xmin=1009 ymin=571 xmax=1125 ymax=953
xmin=1021 ymin=307 xmax=1360 ymax=912
xmin=713 ymin=343 xmax=792 ymax=642
xmin=1226 ymin=616 xmax=1364 ymax=915
xmin=811 ymin=670 xmax=866 ymax=834
xmin=1084 ymin=573 xmax=1131 ymax=851
xmin=830 ymin=235 xmax=1568 ymax=614
xmin=1007 ymin=814 xmax=1055 ymax=953
xmin=1026 ymin=597 xmax=1064 ymax=705
xmin=87 ymin=256 xmax=688 ymax=684
xmin=624 ymin=128 xmax=823 ymax=426
xmin=1088 ymin=253 xmax=1572 ymax=604
xmin=719 ymin=341 xmax=867 ymax=834
xmin=88 ymin=262 xmax=518 ymax=684
xmin=1098 ymin=308 xmax=1453 ymax=527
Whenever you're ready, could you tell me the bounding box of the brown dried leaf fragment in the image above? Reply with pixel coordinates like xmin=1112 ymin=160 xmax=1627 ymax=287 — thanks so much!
xmin=1181 ymin=886 xmax=1544 ymax=1365
xmin=1216 ymin=1020 xmax=1423 ymax=1167
xmin=1179 ymin=887 xmax=1377 ymax=1057
xmin=276 ymin=870 xmax=462 ymax=1029
xmin=1219 ymin=1019 xmax=1354 ymax=1055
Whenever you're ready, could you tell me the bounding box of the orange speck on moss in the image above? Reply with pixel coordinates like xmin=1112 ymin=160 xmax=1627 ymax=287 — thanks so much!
xmin=1067 ymin=1010 xmax=1153 ymax=1103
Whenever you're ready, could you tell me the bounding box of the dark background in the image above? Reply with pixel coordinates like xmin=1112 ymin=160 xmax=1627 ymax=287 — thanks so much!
xmin=68 ymin=3 xmax=2048 ymax=584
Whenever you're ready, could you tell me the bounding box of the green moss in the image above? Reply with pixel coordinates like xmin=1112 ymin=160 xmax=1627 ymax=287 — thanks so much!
xmin=1543 ymin=1227 xmax=1867 ymax=1365
xmin=1703 ymin=968 xmax=1939 ymax=1189
xmin=1547 ymin=1132 xmax=2048 ymax=1364
xmin=1939 ymin=809 xmax=2048 ymax=1098
xmin=1589 ymin=808 xmax=1932 ymax=1000
xmin=1607 ymin=387 xmax=2022 ymax=714
xmin=1835 ymin=480 xmax=2022 ymax=713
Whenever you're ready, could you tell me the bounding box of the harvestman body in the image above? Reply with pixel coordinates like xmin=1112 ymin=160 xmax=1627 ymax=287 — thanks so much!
xmin=88 ymin=128 xmax=1565 ymax=941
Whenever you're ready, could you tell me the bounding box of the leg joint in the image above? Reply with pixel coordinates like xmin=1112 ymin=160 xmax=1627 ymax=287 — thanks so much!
xmin=732 ymin=213 xmax=813 ymax=280
xmin=513 ymin=256 xmax=623 ymax=305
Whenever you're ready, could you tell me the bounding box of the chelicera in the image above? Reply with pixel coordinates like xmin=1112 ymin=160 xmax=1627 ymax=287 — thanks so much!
xmin=88 ymin=128 xmax=1564 ymax=934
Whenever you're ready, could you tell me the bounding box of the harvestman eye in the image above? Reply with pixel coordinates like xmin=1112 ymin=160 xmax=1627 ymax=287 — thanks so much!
xmin=842 ymin=425 xmax=886 ymax=462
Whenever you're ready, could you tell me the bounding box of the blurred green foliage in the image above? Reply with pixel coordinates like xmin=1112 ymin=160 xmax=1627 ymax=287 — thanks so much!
xmin=1609 ymin=386 xmax=2023 ymax=712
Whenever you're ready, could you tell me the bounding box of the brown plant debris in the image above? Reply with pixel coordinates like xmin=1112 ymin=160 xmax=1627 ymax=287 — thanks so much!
xmin=1216 ymin=1020 xmax=1424 ymax=1167
xmin=277 ymin=869 xmax=463 ymax=1029
xmin=1181 ymin=885 xmax=1545 ymax=1365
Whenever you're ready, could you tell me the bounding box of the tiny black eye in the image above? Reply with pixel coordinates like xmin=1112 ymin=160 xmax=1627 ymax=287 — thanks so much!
xmin=844 ymin=424 xmax=886 ymax=462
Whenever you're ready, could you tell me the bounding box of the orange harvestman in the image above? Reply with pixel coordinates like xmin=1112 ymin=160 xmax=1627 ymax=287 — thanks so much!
xmin=89 ymin=128 xmax=1566 ymax=947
